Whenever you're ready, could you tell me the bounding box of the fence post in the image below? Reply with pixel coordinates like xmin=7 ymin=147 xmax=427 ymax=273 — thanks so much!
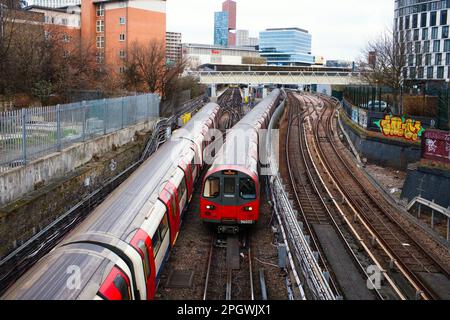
xmin=21 ymin=108 xmax=27 ymax=165
xmin=121 ymin=97 xmax=124 ymax=129
xmin=103 ymin=98 xmax=107 ymax=135
xmin=82 ymin=101 xmax=86 ymax=141
xmin=56 ymin=104 xmax=62 ymax=152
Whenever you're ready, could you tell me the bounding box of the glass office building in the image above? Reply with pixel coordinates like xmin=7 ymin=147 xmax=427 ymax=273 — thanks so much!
xmin=259 ymin=28 xmax=314 ymax=66
xmin=395 ymin=0 xmax=450 ymax=81
xmin=214 ymin=11 xmax=229 ymax=47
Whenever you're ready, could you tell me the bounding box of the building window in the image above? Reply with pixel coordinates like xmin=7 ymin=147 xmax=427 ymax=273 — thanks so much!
xmin=408 ymin=54 xmax=414 ymax=66
xmin=427 ymin=66 xmax=434 ymax=78
xmin=441 ymin=10 xmax=447 ymax=25
xmin=119 ymin=66 xmax=126 ymax=73
xmin=416 ymin=54 xmax=422 ymax=66
xmin=119 ymin=17 xmax=126 ymax=25
xmin=96 ymin=36 xmax=104 ymax=48
xmin=119 ymin=50 xmax=126 ymax=59
xmin=421 ymin=12 xmax=427 ymax=28
xmin=119 ymin=33 xmax=125 ymax=41
xmin=446 ymin=53 xmax=450 ymax=65
xmin=437 ymin=66 xmax=444 ymax=78
xmin=407 ymin=42 xmax=413 ymax=54
xmin=96 ymin=20 xmax=104 ymax=33
xmin=413 ymin=29 xmax=419 ymax=41
xmin=425 ymin=53 xmax=432 ymax=65
xmin=443 ymin=26 xmax=449 ymax=39
xmin=405 ymin=15 xmax=410 ymax=29
xmin=62 ymin=34 xmax=70 ymax=42
xmin=423 ymin=40 xmax=430 ymax=53
xmin=96 ymin=4 xmax=105 ymax=17
xmin=96 ymin=51 xmax=104 ymax=64
xmin=399 ymin=16 xmax=404 ymax=30
xmin=418 ymin=67 xmax=424 ymax=78
xmin=412 ymin=14 xmax=418 ymax=28
xmin=431 ymin=27 xmax=439 ymax=39
xmin=433 ymin=40 xmax=441 ymax=52
xmin=422 ymin=28 xmax=428 ymax=40
xmin=430 ymin=11 xmax=437 ymax=26
xmin=409 ymin=67 xmax=416 ymax=79
xmin=436 ymin=53 xmax=442 ymax=65
xmin=61 ymin=18 xmax=68 ymax=25
xmin=415 ymin=42 xmax=421 ymax=53
xmin=445 ymin=39 xmax=450 ymax=52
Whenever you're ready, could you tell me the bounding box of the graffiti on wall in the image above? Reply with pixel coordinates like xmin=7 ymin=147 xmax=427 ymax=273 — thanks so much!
xmin=422 ymin=130 xmax=450 ymax=163
xmin=374 ymin=115 xmax=425 ymax=142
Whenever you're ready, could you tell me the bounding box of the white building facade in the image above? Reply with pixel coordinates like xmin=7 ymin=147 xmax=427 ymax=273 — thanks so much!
xmin=395 ymin=0 xmax=450 ymax=81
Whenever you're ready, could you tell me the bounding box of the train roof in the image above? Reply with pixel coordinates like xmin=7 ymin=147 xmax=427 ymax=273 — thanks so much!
xmin=207 ymin=90 xmax=280 ymax=177
xmin=67 ymin=103 xmax=219 ymax=241
xmin=3 ymin=242 xmax=115 ymax=300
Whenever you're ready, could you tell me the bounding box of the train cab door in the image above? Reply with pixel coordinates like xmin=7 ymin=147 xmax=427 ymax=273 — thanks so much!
xmin=221 ymin=171 xmax=239 ymax=221
xmin=161 ymin=184 xmax=180 ymax=247
xmin=180 ymin=159 xmax=193 ymax=201
xmin=130 ymin=229 xmax=156 ymax=300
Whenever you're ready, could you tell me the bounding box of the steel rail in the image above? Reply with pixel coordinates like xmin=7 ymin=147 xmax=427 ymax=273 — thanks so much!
xmin=285 ymin=94 xmax=339 ymax=299
xmin=313 ymin=100 xmax=448 ymax=300
xmin=291 ymin=93 xmax=384 ymax=300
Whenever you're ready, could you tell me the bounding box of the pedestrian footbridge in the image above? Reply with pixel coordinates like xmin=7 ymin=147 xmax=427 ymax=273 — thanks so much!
xmin=192 ymin=71 xmax=367 ymax=86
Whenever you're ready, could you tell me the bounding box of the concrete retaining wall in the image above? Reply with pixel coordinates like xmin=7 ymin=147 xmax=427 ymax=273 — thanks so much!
xmin=401 ymin=166 xmax=450 ymax=209
xmin=340 ymin=112 xmax=421 ymax=170
xmin=0 ymin=119 xmax=157 ymax=206
xmin=0 ymin=126 xmax=153 ymax=258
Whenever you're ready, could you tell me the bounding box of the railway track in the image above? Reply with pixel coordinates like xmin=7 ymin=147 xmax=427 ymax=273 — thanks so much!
xmin=284 ymin=92 xmax=382 ymax=300
xmin=217 ymin=88 xmax=243 ymax=130
xmin=203 ymin=232 xmax=254 ymax=300
xmin=310 ymin=95 xmax=450 ymax=300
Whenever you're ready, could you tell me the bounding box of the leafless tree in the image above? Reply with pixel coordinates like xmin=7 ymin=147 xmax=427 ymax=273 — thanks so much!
xmin=123 ymin=40 xmax=187 ymax=100
xmin=358 ymin=28 xmax=406 ymax=113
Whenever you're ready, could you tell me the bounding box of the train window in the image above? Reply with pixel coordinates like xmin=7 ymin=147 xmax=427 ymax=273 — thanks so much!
xmin=203 ymin=177 xmax=220 ymax=198
xmin=152 ymin=229 xmax=162 ymax=256
xmin=99 ymin=267 xmax=132 ymax=300
xmin=159 ymin=213 xmax=169 ymax=239
xmin=179 ymin=176 xmax=187 ymax=200
xmin=113 ymin=273 xmax=131 ymax=300
xmin=224 ymin=178 xmax=236 ymax=197
xmin=169 ymin=194 xmax=177 ymax=219
xmin=239 ymin=178 xmax=256 ymax=200
xmin=137 ymin=240 xmax=151 ymax=280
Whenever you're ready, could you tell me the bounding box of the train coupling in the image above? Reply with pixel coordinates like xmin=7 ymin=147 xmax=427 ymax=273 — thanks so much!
xmin=217 ymin=225 xmax=239 ymax=234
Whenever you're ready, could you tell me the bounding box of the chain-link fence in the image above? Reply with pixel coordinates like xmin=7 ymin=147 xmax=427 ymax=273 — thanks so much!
xmin=0 ymin=94 xmax=160 ymax=174
xmin=344 ymin=85 xmax=450 ymax=131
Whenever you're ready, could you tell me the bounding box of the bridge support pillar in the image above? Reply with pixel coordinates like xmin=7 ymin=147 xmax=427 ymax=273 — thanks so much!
xmin=209 ymin=84 xmax=217 ymax=98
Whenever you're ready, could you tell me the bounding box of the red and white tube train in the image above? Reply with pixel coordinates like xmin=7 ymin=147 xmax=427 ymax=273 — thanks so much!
xmin=2 ymin=103 xmax=220 ymax=300
xmin=200 ymin=89 xmax=281 ymax=232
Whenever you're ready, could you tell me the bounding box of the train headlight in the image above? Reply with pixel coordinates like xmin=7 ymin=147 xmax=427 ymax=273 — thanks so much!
xmin=206 ymin=205 xmax=215 ymax=210
xmin=244 ymin=206 xmax=253 ymax=212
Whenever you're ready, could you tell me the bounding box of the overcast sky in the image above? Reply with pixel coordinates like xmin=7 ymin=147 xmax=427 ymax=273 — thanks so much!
xmin=167 ymin=0 xmax=394 ymax=61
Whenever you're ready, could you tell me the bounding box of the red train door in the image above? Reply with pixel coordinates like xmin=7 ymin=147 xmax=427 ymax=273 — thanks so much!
xmin=161 ymin=183 xmax=180 ymax=246
xmin=221 ymin=175 xmax=239 ymax=221
xmin=130 ymin=229 xmax=156 ymax=300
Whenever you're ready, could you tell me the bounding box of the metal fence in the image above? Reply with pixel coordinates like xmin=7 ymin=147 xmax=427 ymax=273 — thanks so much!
xmin=0 ymin=94 xmax=160 ymax=174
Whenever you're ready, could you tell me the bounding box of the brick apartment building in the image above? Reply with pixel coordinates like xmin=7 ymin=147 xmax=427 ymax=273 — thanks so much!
xmin=81 ymin=0 xmax=166 ymax=73
xmin=26 ymin=5 xmax=81 ymax=53
xmin=5 ymin=0 xmax=166 ymax=74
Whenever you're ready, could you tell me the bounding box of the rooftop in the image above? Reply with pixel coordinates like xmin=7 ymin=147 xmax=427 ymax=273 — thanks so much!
xmin=265 ymin=27 xmax=309 ymax=34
